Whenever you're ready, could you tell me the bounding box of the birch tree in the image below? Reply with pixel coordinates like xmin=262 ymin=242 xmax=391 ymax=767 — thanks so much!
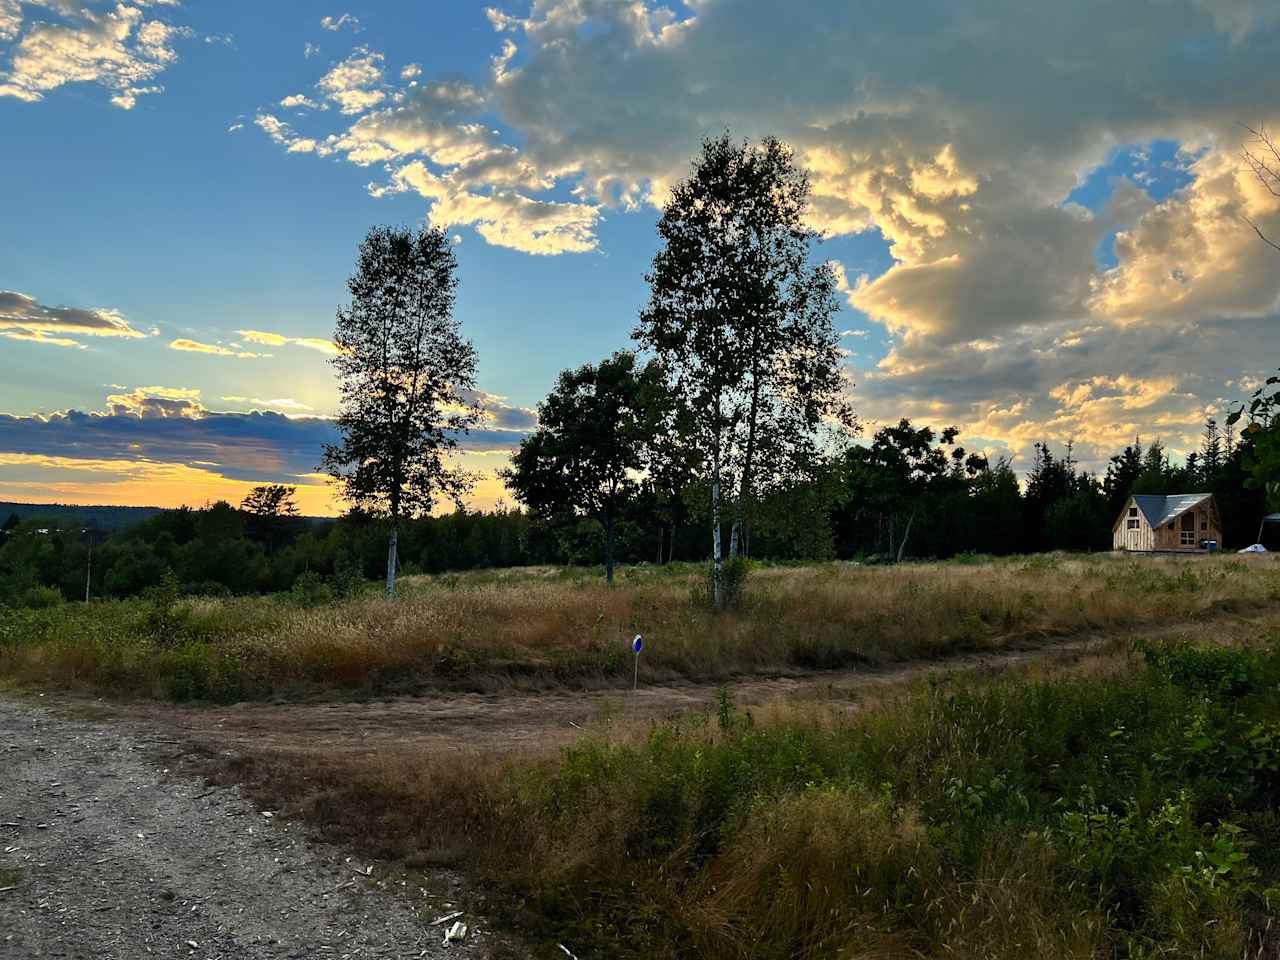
xmin=321 ymin=225 xmax=481 ymax=597
xmin=634 ymin=134 xmax=855 ymax=606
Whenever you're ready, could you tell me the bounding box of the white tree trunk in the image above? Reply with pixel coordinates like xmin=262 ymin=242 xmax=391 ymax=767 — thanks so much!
xmin=711 ymin=468 xmax=721 ymax=609
xmin=896 ymin=509 xmax=916 ymax=564
xmin=711 ymin=445 xmax=723 ymax=609
xmin=385 ymin=524 xmax=398 ymax=598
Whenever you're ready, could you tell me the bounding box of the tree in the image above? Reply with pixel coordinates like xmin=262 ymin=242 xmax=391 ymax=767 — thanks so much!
xmin=1201 ymin=419 xmax=1223 ymax=482
xmin=241 ymin=484 xmax=302 ymax=555
xmin=634 ymin=133 xmax=855 ymax=605
xmin=1242 ymin=124 xmax=1280 ymax=253
xmin=321 ymin=224 xmax=481 ymax=597
xmin=1229 ymin=371 xmax=1280 ymax=512
xmin=502 ymin=352 xmax=668 ymax=583
xmin=241 ymin=484 xmax=298 ymax=518
xmin=838 ymin=419 xmax=974 ymax=561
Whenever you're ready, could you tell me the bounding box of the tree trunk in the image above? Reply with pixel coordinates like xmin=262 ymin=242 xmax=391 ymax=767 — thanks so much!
xmin=732 ymin=324 xmax=764 ymax=559
xmin=385 ymin=522 xmax=399 ymax=598
xmin=896 ymin=509 xmax=917 ymax=564
xmin=668 ymin=522 xmax=677 ymax=564
xmin=656 ymin=527 xmax=664 ymax=565
xmin=711 ymin=444 xmax=723 ymax=608
xmin=605 ymin=511 xmax=616 ymax=584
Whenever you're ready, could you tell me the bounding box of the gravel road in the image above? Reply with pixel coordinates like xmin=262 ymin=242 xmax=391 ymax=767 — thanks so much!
xmin=0 ymin=698 xmax=488 ymax=959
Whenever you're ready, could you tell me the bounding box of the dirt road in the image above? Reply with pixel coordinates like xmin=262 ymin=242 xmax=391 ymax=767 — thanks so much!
xmin=0 ymin=698 xmax=488 ymax=959
xmin=80 ymin=631 xmax=1132 ymax=760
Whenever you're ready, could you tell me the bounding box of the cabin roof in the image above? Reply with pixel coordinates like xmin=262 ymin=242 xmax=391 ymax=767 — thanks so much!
xmin=1131 ymin=493 xmax=1212 ymax=528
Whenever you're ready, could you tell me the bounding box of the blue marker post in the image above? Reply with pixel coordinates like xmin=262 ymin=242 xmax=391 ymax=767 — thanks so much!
xmin=632 ymin=634 xmax=643 ymax=691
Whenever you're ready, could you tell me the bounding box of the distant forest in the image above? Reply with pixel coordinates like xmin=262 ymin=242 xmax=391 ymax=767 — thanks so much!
xmin=0 ymin=414 xmax=1266 ymax=605
xmin=0 ymin=502 xmax=165 ymax=532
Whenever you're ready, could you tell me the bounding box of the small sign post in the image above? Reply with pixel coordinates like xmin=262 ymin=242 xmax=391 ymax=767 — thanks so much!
xmin=631 ymin=634 xmax=643 ymax=691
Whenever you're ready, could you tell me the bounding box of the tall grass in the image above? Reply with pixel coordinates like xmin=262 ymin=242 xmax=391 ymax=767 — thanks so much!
xmin=215 ymin=637 xmax=1280 ymax=959
xmin=3 ymin=554 xmax=1280 ymax=701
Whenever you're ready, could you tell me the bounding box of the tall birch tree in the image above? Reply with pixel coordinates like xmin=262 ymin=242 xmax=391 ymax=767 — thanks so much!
xmin=635 ymin=134 xmax=855 ymax=606
xmin=321 ymin=225 xmax=481 ymax=597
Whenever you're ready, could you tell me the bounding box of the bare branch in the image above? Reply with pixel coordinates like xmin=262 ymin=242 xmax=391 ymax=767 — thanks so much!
xmin=1241 ymin=123 xmax=1280 ymax=251
xmin=1244 ymin=214 xmax=1280 ymax=253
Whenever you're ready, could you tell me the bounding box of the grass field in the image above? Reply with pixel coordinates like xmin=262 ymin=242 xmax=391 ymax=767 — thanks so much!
xmin=7 ymin=553 xmax=1280 ymax=958
xmin=207 ymin=621 xmax=1280 ymax=960
xmin=2 ymin=553 xmax=1279 ymax=702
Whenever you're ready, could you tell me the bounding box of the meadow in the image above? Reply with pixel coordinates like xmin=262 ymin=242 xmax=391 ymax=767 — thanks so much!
xmin=7 ymin=554 xmax=1280 ymax=958
xmin=1 ymin=553 xmax=1278 ymax=703
xmin=212 ymin=618 xmax=1280 ymax=960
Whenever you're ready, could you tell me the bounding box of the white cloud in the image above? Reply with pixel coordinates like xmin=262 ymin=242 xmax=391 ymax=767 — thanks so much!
xmin=400 ymin=62 xmax=421 ymax=81
xmin=319 ymin=13 xmax=360 ymax=33
xmin=169 ymin=338 xmax=267 ymax=359
xmin=280 ymin=92 xmax=325 ymax=111
xmin=304 ymin=41 xmax=320 ymax=59
xmin=236 ymin=329 xmax=339 ymax=354
xmin=0 ymin=1 xmax=195 ymax=108
xmin=380 ymin=161 xmax=599 ymax=255
xmin=222 ymin=396 xmax=314 ymax=412
xmin=0 ymin=0 xmax=21 ymax=43
xmin=256 ymin=45 xmax=596 ymax=254
xmin=317 ymin=46 xmax=385 ymax=114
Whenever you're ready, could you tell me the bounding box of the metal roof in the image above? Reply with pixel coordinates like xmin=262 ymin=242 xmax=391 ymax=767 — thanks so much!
xmin=1132 ymin=493 xmax=1212 ymax=528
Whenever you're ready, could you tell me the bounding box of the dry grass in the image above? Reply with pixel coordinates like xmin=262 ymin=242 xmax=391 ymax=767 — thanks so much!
xmin=194 ymin=625 xmax=1280 ymax=960
xmin=4 ymin=553 xmax=1280 ymax=701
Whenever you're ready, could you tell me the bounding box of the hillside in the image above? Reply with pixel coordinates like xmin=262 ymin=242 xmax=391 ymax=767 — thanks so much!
xmin=0 ymin=501 xmax=164 ymax=532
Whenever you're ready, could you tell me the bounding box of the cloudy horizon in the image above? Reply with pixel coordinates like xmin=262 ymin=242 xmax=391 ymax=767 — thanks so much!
xmin=3 ymin=0 xmax=1279 ymax=514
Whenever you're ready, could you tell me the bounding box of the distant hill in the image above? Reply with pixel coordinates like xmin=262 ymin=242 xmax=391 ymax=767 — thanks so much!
xmin=0 ymin=501 xmax=164 ymax=532
xmin=0 ymin=501 xmax=337 ymax=533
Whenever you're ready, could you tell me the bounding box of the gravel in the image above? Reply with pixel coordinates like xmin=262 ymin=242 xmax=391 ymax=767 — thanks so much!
xmin=0 ymin=697 xmax=489 ymax=959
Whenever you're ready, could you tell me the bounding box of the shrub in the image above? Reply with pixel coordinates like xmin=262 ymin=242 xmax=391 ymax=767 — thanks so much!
xmin=143 ymin=570 xmax=188 ymax=644
xmin=289 ymin=570 xmax=333 ymax=606
xmin=19 ymin=585 xmax=63 ymax=609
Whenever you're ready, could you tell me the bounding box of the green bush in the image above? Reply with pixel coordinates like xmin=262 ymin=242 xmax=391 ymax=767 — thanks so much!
xmin=143 ymin=570 xmax=188 ymax=644
xmin=19 ymin=585 xmax=63 ymax=609
xmin=696 ymin=555 xmax=751 ymax=610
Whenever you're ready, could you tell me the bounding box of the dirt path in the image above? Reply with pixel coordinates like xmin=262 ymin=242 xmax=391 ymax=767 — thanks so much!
xmin=0 ymin=698 xmax=491 ymax=959
xmin=59 ymin=620 xmax=1210 ymax=759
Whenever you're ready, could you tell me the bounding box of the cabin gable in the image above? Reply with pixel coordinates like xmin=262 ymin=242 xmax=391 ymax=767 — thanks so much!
xmin=1112 ymin=493 xmax=1223 ymax=552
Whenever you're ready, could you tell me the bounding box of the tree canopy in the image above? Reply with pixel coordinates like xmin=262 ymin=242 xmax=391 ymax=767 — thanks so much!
xmin=502 ymin=351 xmax=670 ymax=583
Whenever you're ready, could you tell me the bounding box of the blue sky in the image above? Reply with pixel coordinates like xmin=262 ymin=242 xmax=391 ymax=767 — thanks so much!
xmin=2 ymin=0 xmax=1279 ymax=512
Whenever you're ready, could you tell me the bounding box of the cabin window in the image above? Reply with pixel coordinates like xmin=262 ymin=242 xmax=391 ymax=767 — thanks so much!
xmin=1180 ymin=530 xmax=1196 ymax=546
xmin=1201 ymin=513 xmax=1208 ymax=531
xmin=1128 ymin=506 xmax=1137 ymax=517
xmin=1127 ymin=519 xmax=1139 ymax=529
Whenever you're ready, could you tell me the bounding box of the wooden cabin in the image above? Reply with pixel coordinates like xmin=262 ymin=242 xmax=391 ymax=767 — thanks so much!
xmin=1112 ymin=493 xmax=1223 ymax=552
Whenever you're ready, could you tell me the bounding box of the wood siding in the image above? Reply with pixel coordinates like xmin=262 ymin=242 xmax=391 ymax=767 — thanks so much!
xmin=1112 ymin=496 xmax=1224 ymax=552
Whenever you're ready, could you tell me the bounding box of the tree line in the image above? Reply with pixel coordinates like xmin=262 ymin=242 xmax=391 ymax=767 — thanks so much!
xmin=4 ymin=131 xmax=1278 ymax=607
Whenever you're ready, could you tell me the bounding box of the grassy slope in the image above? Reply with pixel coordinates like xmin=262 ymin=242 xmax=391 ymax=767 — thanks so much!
xmin=3 ymin=554 xmax=1279 ymax=702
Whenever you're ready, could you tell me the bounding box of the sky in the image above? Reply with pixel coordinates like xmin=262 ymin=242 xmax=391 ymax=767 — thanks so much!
xmin=2 ymin=0 xmax=1279 ymax=516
